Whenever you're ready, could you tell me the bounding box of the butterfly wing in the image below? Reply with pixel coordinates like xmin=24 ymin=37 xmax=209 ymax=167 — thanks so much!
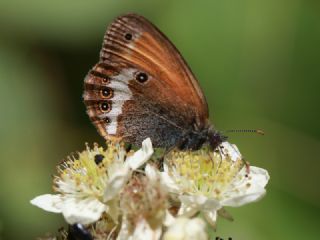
xmin=84 ymin=13 xmax=209 ymax=148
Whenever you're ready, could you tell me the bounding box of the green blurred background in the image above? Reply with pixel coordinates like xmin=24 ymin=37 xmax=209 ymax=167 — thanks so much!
xmin=0 ymin=0 xmax=319 ymax=239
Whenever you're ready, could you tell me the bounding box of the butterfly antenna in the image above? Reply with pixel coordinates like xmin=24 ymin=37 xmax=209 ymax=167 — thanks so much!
xmin=225 ymin=129 xmax=265 ymax=135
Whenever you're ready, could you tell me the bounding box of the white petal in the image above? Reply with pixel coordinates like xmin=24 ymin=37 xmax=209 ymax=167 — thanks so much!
xmin=30 ymin=194 xmax=63 ymax=213
xmin=201 ymin=198 xmax=221 ymax=212
xmin=178 ymin=195 xmax=206 ymax=217
xmin=178 ymin=202 xmax=199 ymax=217
xmin=184 ymin=218 xmax=207 ymax=240
xmin=104 ymin=166 xmax=130 ymax=202
xmin=31 ymin=194 xmax=106 ymax=225
xmin=125 ymin=138 xmax=153 ymax=170
xmin=132 ymin=218 xmax=161 ymax=240
xmin=222 ymin=190 xmax=266 ymax=207
xmin=163 ymin=210 xmax=176 ymax=227
xmin=163 ymin=217 xmax=208 ymax=240
xmin=221 ymin=166 xmax=269 ymax=207
xmin=178 ymin=195 xmax=222 ymax=228
xmin=61 ymin=197 xmax=106 ymax=224
xmin=117 ymin=216 xmax=131 ymax=240
xmin=180 ymin=194 xmax=208 ymax=206
xmin=220 ymin=142 xmax=242 ymax=162
xmin=160 ymin=171 xmax=181 ymax=194
xmin=145 ymin=164 xmax=159 ymax=181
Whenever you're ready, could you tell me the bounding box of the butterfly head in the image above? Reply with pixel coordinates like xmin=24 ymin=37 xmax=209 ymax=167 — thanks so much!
xmin=207 ymin=127 xmax=228 ymax=151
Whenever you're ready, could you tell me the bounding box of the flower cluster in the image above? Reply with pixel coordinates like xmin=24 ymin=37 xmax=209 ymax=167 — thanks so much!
xmin=31 ymin=139 xmax=269 ymax=239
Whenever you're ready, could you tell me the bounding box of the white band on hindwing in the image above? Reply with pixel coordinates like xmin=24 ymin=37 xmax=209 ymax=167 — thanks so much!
xmin=100 ymin=68 xmax=135 ymax=135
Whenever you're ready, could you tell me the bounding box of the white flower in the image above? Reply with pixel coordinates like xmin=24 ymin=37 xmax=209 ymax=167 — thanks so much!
xmin=117 ymin=164 xmax=168 ymax=240
xmin=163 ymin=217 xmax=208 ymax=240
xmin=161 ymin=141 xmax=269 ymax=228
xmin=117 ymin=217 xmax=162 ymax=240
xmin=31 ymin=138 xmax=153 ymax=225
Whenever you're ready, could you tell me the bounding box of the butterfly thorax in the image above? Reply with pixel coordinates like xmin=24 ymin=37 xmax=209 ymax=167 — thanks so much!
xmin=177 ymin=125 xmax=226 ymax=150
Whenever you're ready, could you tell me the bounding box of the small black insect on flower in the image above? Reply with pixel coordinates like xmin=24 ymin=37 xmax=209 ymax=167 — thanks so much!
xmin=68 ymin=223 xmax=93 ymax=240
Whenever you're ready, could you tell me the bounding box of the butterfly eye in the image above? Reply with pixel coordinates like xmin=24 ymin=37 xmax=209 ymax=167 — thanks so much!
xmin=136 ymin=72 xmax=148 ymax=83
xmin=100 ymin=87 xmax=113 ymax=99
xmin=124 ymin=33 xmax=133 ymax=40
xmin=100 ymin=102 xmax=111 ymax=112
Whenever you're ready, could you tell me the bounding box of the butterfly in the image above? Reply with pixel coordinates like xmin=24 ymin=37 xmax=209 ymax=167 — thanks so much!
xmin=83 ymin=13 xmax=226 ymax=150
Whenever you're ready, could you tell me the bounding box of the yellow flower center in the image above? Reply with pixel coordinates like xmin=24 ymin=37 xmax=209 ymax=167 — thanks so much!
xmin=165 ymin=146 xmax=245 ymax=199
xmin=54 ymin=142 xmax=128 ymax=199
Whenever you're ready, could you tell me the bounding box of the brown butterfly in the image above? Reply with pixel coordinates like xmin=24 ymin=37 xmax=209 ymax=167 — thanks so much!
xmin=83 ymin=13 xmax=226 ymax=150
